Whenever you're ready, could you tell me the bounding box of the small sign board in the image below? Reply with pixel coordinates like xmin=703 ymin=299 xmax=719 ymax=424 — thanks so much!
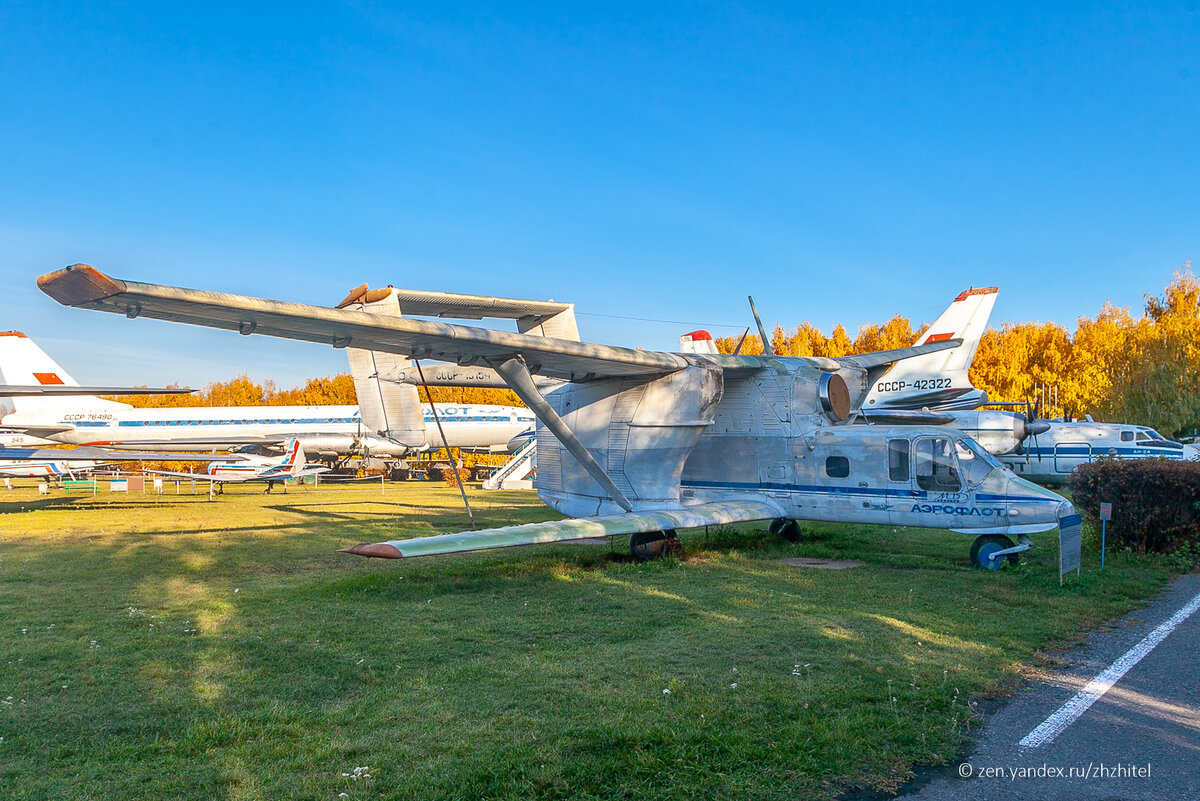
xmin=110 ymin=479 xmax=128 ymax=493
xmin=1099 ymin=502 xmax=1113 ymax=521
xmin=1059 ymin=513 xmax=1083 ymax=583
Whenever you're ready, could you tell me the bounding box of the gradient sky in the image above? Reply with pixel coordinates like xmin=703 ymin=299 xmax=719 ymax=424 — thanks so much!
xmin=2 ymin=2 xmax=1197 ymax=388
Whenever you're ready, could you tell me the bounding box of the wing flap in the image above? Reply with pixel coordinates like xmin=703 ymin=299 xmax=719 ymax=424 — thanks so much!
xmin=340 ymin=500 xmax=785 ymax=558
xmin=38 ymin=265 xmax=687 ymax=382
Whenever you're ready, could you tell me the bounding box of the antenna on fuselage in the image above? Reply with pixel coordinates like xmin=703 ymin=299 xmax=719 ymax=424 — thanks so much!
xmin=731 ymin=327 xmax=750 ymax=356
xmin=747 ymin=296 xmax=774 ymax=356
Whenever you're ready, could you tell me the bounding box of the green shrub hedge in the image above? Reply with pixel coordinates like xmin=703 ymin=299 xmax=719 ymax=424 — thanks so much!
xmin=1068 ymin=458 xmax=1200 ymax=554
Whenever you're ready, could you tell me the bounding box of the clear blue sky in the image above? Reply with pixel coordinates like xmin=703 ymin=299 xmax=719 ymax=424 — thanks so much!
xmin=2 ymin=2 xmax=1197 ymax=388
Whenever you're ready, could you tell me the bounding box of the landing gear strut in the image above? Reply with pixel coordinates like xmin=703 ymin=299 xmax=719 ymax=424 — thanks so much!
xmin=768 ymin=517 xmax=803 ymax=542
xmin=630 ymin=529 xmax=680 ymax=561
xmin=970 ymin=534 xmax=1019 ymax=570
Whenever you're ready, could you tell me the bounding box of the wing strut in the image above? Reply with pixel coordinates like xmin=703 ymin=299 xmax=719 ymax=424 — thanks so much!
xmin=490 ymin=356 xmax=634 ymax=512
xmin=414 ymin=359 xmax=476 ymax=530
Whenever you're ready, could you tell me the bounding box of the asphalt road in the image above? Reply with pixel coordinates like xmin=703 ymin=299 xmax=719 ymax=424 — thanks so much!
xmin=901 ymin=572 xmax=1200 ymax=801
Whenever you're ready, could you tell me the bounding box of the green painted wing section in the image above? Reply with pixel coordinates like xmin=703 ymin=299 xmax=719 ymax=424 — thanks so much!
xmin=359 ymin=500 xmax=785 ymax=558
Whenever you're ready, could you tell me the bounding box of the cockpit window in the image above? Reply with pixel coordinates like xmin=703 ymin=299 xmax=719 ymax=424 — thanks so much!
xmin=915 ymin=437 xmax=961 ymax=492
xmin=1144 ymin=429 xmax=1164 ymax=440
xmin=1136 ymin=431 xmax=1150 ymax=442
xmin=954 ymin=439 xmax=999 ymax=484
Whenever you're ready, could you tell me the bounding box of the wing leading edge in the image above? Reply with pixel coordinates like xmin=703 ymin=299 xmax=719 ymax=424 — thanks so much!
xmin=339 ymin=500 xmax=785 ymax=558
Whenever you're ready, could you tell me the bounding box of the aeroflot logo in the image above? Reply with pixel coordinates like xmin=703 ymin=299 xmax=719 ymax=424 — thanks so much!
xmin=911 ymin=504 xmax=1000 ymax=517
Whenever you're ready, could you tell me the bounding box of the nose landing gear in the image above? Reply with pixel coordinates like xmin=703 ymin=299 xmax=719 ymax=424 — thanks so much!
xmin=969 ymin=533 xmax=1032 ymax=569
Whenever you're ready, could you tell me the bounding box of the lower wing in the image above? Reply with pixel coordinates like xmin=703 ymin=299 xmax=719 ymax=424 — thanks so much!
xmin=340 ymin=499 xmax=784 ymax=558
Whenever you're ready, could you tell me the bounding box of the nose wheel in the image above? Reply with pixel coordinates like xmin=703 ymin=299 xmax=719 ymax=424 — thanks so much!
xmin=970 ymin=534 xmax=1019 ymax=570
xmin=630 ymin=530 xmax=680 ymax=561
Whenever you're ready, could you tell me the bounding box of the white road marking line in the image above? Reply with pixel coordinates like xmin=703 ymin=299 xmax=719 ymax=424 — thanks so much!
xmin=1019 ymin=589 xmax=1200 ymax=749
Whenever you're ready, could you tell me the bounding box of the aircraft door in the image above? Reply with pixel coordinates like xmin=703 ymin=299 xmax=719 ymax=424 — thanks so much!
xmin=1054 ymin=442 xmax=1090 ymax=474
xmin=885 ymin=438 xmax=915 ymax=526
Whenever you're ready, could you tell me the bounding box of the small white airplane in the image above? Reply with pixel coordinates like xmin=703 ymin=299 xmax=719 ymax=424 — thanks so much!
xmin=39 ymin=265 xmax=1078 ymax=569
xmin=147 ymin=438 xmax=326 ymax=493
xmin=0 ymin=458 xmax=104 ymax=478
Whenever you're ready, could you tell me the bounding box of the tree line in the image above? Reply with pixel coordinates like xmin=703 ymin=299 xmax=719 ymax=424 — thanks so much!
xmin=115 ymin=269 xmax=1200 ymax=439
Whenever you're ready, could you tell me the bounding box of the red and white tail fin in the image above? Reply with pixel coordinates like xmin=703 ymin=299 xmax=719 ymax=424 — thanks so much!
xmin=865 ymin=288 xmax=998 ymax=411
xmin=0 ymin=332 xmax=131 ymax=415
xmin=281 ymin=439 xmax=307 ymax=477
xmin=679 ymin=330 xmax=719 ymax=355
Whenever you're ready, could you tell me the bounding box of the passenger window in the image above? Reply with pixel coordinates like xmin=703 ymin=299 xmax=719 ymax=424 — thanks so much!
xmin=915 ymin=438 xmax=961 ymax=491
xmin=1120 ymin=431 xmax=1134 ymax=442
xmin=825 ymin=456 xmax=850 ymax=478
xmin=888 ymin=439 xmax=910 ymax=481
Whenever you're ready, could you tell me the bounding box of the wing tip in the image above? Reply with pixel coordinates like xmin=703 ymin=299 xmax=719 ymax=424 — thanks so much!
xmin=339 ymin=542 xmax=405 ymax=559
xmin=37 ymin=265 xmax=127 ymax=307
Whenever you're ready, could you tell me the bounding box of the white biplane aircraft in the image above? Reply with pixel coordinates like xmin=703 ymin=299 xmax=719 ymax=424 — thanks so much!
xmin=38 ymin=265 xmax=1076 ymax=568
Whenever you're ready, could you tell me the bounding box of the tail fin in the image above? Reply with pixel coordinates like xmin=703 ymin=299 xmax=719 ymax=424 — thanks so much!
xmin=679 ymin=330 xmax=720 ymax=355
xmin=0 ymin=332 xmax=131 ymax=415
xmin=283 ymin=439 xmax=307 ymax=476
xmin=341 ymin=289 xmax=428 ymax=450
xmin=864 ymin=288 xmax=997 ymax=411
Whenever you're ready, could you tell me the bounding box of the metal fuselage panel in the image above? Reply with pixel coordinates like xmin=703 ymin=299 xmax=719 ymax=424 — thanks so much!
xmin=533 ymin=363 xmax=1068 ymax=533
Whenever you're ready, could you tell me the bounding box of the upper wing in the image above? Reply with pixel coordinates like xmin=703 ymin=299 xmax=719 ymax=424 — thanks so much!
xmin=339 ymin=499 xmax=784 ymax=558
xmin=38 ymin=265 xmax=688 ymax=382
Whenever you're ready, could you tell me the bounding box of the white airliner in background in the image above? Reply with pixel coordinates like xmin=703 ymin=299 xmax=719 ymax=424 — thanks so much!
xmin=0 ymin=331 xmax=534 ymax=459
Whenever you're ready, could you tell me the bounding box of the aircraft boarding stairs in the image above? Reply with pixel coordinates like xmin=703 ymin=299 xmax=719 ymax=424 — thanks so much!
xmin=482 ymin=437 xmax=537 ymax=490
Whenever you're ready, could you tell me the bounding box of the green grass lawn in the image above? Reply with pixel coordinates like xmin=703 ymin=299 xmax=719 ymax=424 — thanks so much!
xmin=0 ymin=481 xmax=1177 ymax=800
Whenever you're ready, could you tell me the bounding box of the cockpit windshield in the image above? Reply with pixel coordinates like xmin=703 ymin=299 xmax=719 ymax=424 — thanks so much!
xmin=954 ymin=439 xmax=1000 ymax=484
xmin=1140 ymin=428 xmax=1165 ymax=440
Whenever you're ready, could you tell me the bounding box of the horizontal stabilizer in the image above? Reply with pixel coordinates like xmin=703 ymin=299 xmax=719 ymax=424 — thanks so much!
xmin=838 ymin=340 xmax=962 ymax=371
xmin=339 ymin=499 xmax=785 ymax=558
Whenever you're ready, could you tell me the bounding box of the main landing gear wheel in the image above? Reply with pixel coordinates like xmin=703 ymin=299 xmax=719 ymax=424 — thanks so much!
xmin=630 ymin=530 xmax=679 ymax=561
xmin=970 ymin=534 xmax=1018 ymax=570
xmin=768 ymin=518 xmax=803 ymax=543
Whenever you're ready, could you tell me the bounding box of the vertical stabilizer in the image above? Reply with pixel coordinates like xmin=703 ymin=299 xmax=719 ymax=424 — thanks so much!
xmin=0 ymin=332 xmax=131 ymax=415
xmin=283 ymin=439 xmax=307 ymax=476
xmin=864 ymin=288 xmax=998 ymax=411
xmin=341 ymin=291 xmax=428 ymax=450
xmin=680 ymin=330 xmax=720 ymax=355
